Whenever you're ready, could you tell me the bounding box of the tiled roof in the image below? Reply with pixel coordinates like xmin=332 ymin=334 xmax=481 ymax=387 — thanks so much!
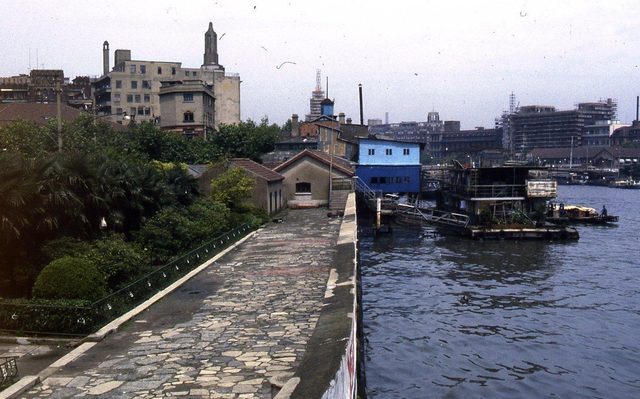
xmin=274 ymin=149 xmax=355 ymax=177
xmin=0 ymin=102 xmax=126 ymax=130
xmin=230 ymin=158 xmax=284 ymax=182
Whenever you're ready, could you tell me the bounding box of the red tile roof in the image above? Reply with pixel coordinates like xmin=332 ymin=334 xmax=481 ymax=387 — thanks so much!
xmin=230 ymin=158 xmax=284 ymax=182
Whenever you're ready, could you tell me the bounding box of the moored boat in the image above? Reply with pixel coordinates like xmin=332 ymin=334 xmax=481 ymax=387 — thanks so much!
xmin=546 ymin=203 xmax=618 ymax=225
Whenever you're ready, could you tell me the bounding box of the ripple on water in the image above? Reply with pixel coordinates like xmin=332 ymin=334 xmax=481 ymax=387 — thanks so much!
xmin=362 ymin=186 xmax=640 ymax=398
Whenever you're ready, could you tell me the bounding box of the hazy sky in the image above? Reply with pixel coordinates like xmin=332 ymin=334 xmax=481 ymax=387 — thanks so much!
xmin=2 ymin=0 xmax=639 ymax=128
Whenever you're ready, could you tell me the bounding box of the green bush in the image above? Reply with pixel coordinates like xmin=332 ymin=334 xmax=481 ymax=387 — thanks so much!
xmin=32 ymin=257 xmax=107 ymax=301
xmin=41 ymin=237 xmax=92 ymax=262
xmin=85 ymin=234 xmax=149 ymax=290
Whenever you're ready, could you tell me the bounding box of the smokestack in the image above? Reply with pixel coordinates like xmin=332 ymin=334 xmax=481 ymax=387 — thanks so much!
xmin=291 ymin=114 xmax=299 ymax=137
xmin=358 ymin=84 xmax=364 ymax=125
xmin=103 ymin=41 xmax=109 ymax=76
xmin=338 ymin=112 xmax=345 ymax=124
xmin=636 ymin=96 xmax=639 ymax=121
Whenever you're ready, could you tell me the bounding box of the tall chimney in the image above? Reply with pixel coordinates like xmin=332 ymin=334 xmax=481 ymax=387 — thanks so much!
xmin=103 ymin=41 xmax=109 ymax=75
xmin=292 ymin=114 xmax=299 ymax=137
xmin=338 ymin=112 xmax=345 ymax=124
xmin=358 ymin=84 xmax=364 ymax=125
xmin=636 ymin=96 xmax=639 ymax=122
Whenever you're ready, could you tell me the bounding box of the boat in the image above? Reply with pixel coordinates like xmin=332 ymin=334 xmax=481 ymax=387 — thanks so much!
xmin=409 ymin=160 xmax=580 ymax=240
xmin=546 ymin=203 xmax=618 ymax=225
xmin=609 ymin=178 xmax=640 ymax=189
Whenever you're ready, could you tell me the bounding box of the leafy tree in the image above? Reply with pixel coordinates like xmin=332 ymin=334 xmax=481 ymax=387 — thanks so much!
xmin=209 ymin=166 xmax=255 ymax=208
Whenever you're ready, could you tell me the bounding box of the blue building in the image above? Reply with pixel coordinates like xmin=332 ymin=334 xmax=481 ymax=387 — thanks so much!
xmin=356 ymin=138 xmax=422 ymax=193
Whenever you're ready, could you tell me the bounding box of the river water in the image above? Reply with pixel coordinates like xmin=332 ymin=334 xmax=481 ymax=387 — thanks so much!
xmin=360 ymin=185 xmax=640 ymax=398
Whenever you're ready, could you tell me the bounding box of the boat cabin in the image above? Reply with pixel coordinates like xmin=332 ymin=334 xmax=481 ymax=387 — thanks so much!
xmin=437 ymin=161 xmax=557 ymax=225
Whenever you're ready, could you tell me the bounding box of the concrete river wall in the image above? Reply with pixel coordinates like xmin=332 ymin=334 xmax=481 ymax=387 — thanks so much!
xmin=277 ymin=193 xmax=361 ymax=399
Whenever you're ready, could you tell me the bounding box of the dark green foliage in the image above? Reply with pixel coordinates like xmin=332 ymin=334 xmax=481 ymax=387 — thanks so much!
xmin=84 ymin=234 xmax=149 ymax=290
xmin=41 ymin=237 xmax=92 ymax=262
xmin=32 ymin=257 xmax=107 ymax=301
xmin=136 ymin=198 xmax=230 ymax=264
xmin=210 ymin=118 xmax=281 ymax=161
xmin=0 ymin=113 xmax=275 ymax=300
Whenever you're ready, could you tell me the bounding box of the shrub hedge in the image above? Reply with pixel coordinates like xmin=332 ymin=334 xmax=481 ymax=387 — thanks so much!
xmin=32 ymin=257 xmax=107 ymax=301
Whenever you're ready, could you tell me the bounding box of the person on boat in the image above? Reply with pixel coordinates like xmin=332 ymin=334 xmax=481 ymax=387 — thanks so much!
xmin=560 ymin=203 xmax=566 ymax=216
xmin=601 ymin=205 xmax=607 ymax=217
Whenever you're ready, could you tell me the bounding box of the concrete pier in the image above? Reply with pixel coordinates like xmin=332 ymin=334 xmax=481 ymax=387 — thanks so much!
xmin=12 ymin=207 xmax=346 ymax=398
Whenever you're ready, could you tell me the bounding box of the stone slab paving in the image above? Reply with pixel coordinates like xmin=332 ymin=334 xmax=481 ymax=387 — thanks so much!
xmin=23 ymin=209 xmax=341 ymax=398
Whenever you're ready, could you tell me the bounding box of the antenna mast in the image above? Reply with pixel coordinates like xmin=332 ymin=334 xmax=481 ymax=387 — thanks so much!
xmin=316 ymin=69 xmax=322 ymax=91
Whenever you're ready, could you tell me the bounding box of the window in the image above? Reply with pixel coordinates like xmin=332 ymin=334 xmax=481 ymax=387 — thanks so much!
xmin=404 ymin=177 xmax=410 ymax=184
xmin=193 ymin=71 xmax=197 ymax=77
xmin=295 ymin=182 xmax=311 ymax=193
xmin=131 ymin=81 xmax=138 ymax=89
xmin=137 ymin=106 xmax=144 ymax=116
xmin=368 ymin=148 xmax=375 ymax=155
xmin=126 ymin=94 xmax=133 ymax=103
xmin=140 ymin=65 xmax=146 ymax=74
xmin=130 ymin=107 xmax=136 ymax=115
xmin=144 ymin=107 xmax=151 ymax=116
xmin=116 ymin=108 xmax=123 ymax=115
xmin=144 ymin=94 xmax=150 ymax=102
xmin=142 ymin=80 xmax=151 ymax=89
xmin=403 ymin=148 xmax=410 ymax=155
xmin=396 ymin=177 xmax=402 ymax=183
xmin=115 ymin=80 xmax=122 ymax=89
xmin=157 ymin=66 xmax=162 ymax=74
xmin=114 ymin=93 xmax=121 ymax=102
xmin=135 ymin=95 xmax=141 ymax=103
xmin=185 ymin=71 xmax=190 ymax=76
xmin=386 ymin=148 xmax=393 ymax=155
xmin=130 ymin=65 xmax=136 ymax=74
xmin=171 ymin=67 xmax=176 ymax=75
xmin=183 ymin=111 xmax=194 ymax=122
xmin=371 ymin=177 xmax=378 ymax=184
xmin=183 ymin=93 xmax=193 ymax=102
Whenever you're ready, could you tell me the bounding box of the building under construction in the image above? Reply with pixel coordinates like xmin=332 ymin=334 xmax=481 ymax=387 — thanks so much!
xmin=305 ymin=70 xmax=325 ymax=121
xmin=510 ymin=99 xmax=617 ymax=154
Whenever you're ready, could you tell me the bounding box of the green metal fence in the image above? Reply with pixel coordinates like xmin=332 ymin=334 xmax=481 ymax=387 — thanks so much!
xmin=0 ymin=221 xmax=254 ymax=336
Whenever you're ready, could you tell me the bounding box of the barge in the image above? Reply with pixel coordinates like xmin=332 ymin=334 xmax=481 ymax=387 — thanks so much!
xmin=431 ymin=160 xmax=579 ymax=240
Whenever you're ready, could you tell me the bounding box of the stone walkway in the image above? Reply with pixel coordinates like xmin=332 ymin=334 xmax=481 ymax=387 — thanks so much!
xmin=23 ymin=209 xmax=341 ymax=398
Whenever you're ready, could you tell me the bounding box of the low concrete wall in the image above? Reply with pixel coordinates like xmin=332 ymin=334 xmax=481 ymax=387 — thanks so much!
xmin=278 ymin=193 xmax=359 ymax=399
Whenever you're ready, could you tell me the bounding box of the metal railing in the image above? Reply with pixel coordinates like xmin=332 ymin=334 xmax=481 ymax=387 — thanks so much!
xmin=445 ymin=184 xmax=527 ymax=198
xmin=0 ymin=221 xmax=254 ymax=336
xmin=396 ymin=203 xmax=470 ymax=228
xmin=0 ymin=356 xmax=18 ymax=386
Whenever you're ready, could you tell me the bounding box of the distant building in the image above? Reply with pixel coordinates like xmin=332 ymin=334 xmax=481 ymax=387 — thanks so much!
xmin=305 ymin=70 xmax=325 ymax=121
xmin=159 ymin=80 xmax=215 ymax=139
xmin=434 ymin=127 xmax=503 ymax=163
xmin=367 ymin=118 xmax=382 ymax=126
xmin=356 ymin=138 xmax=422 ymax=194
xmin=94 ymin=22 xmax=240 ymax=131
xmin=0 ymin=69 xmax=91 ymax=109
xmin=611 ymin=120 xmax=640 ymax=147
xmin=507 ymin=99 xmax=618 ymax=153
xmin=0 ymin=102 xmax=125 ymax=130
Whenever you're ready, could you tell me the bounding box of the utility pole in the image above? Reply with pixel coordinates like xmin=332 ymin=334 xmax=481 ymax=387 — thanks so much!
xmin=56 ymin=81 xmax=63 ymax=152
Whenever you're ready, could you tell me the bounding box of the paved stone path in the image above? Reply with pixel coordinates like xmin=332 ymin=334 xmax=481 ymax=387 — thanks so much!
xmin=24 ymin=209 xmax=341 ymax=398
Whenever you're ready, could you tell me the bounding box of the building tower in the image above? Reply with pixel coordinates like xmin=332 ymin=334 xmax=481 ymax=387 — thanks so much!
xmin=103 ymin=41 xmax=109 ymax=75
xmin=203 ymin=22 xmax=220 ymax=67
xmin=306 ymin=69 xmax=325 ymax=120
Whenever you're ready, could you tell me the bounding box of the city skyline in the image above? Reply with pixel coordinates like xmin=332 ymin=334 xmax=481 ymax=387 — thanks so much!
xmin=2 ymin=0 xmax=640 ymax=128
